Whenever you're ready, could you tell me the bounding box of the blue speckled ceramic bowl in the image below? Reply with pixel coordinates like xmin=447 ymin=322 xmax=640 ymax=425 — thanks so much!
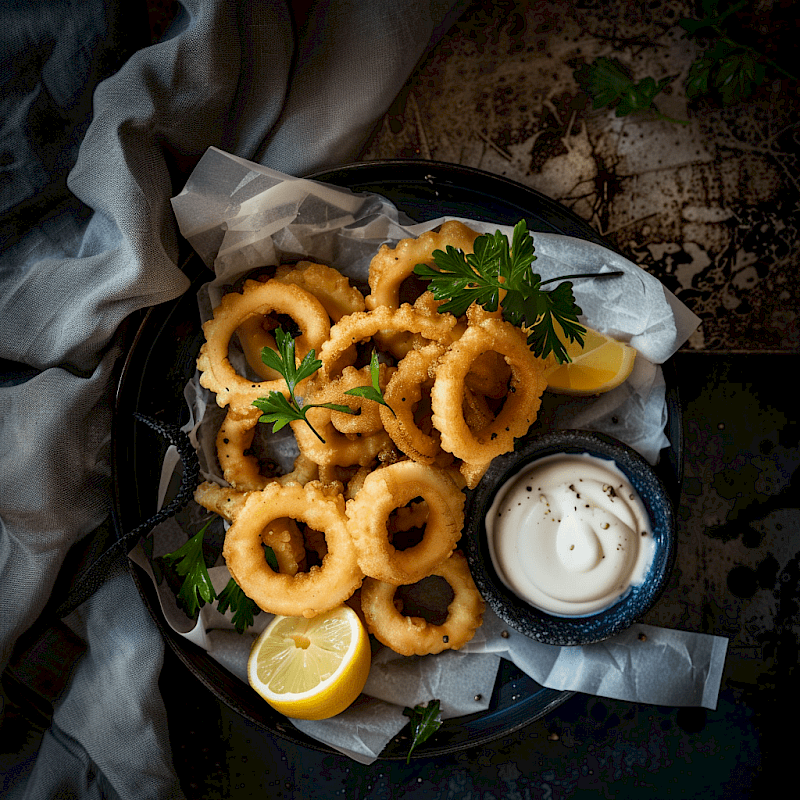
xmin=463 ymin=430 xmax=676 ymax=646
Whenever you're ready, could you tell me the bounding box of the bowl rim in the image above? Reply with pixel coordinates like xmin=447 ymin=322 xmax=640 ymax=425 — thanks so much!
xmin=463 ymin=429 xmax=677 ymax=646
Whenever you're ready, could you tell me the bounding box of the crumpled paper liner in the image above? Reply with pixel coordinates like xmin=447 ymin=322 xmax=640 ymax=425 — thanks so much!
xmin=128 ymin=147 xmax=725 ymax=765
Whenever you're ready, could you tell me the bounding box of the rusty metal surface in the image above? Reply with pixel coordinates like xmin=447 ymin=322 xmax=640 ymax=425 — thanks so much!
xmin=363 ymin=0 xmax=800 ymax=354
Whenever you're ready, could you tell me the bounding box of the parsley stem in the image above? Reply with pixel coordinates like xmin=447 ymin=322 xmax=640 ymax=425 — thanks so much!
xmin=538 ymin=270 xmax=624 ymax=287
xmin=713 ymin=30 xmax=799 ymax=82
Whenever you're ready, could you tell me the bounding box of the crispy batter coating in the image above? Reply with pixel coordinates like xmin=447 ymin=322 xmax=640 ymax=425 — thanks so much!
xmin=197 ymin=278 xmax=330 ymax=409
xmin=345 ymin=461 xmax=464 ymax=585
xmin=360 ymin=551 xmax=485 ymax=656
xmin=222 ymin=481 xmax=363 ymax=618
xmin=431 ymin=315 xmax=547 ymax=465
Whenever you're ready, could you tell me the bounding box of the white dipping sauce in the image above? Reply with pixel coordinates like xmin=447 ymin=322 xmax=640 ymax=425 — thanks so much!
xmin=485 ymin=453 xmax=655 ymax=616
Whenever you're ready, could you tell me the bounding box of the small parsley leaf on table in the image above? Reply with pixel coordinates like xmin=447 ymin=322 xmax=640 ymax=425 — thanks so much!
xmin=573 ymin=56 xmax=679 ymax=122
xmin=403 ymin=699 xmax=443 ymax=762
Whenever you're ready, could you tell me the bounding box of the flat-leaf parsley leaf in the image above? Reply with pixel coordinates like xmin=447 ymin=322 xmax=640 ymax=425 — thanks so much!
xmin=216 ymin=578 xmax=261 ymax=634
xmin=403 ymin=699 xmax=443 ymax=762
xmin=253 ymin=328 xmax=393 ymax=442
xmin=414 ymin=220 xmax=619 ymax=364
xmin=162 ymin=517 xmax=217 ymax=618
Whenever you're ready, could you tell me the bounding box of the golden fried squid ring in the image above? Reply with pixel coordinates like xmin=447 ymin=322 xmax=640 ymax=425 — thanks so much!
xmin=192 ymin=485 xmax=305 ymax=574
xmin=379 ymin=343 xmax=445 ymax=464
xmin=223 ymin=481 xmax=363 ymax=618
xmin=194 ymin=481 xmax=251 ymax=522
xmin=197 ymin=279 xmax=330 ymax=409
xmin=345 ymin=461 xmax=465 ymax=585
xmin=360 ymin=551 xmax=485 ymax=656
xmin=365 ymin=222 xmax=479 ymax=358
xmin=316 ymin=304 xmax=456 ymax=385
xmin=431 ymin=316 xmax=548 ymax=466
xmin=238 ymin=263 xmax=367 ymax=381
xmin=275 ymin=262 xmax=366 ymax=322
xmin=291 ymin=365 xmax=396 ymax=467
xmin=216 ymin=406 xmax=271 ymax=491
xmin=366 ymin=221 xmax=478 ymax=309
xmin=216 ymin=407 xmax=323 ymax=491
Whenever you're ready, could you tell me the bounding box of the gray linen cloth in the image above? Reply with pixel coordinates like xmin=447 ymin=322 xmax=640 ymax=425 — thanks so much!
xmin=0 ymin=1 xmax=463 ymax=796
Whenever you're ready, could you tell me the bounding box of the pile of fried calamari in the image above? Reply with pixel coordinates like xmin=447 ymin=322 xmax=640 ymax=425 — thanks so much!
xmin=193 ymin=221 xmax=548 ymax=657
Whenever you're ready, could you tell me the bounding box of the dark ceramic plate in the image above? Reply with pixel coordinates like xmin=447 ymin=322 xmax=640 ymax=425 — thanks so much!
xmin=111 ymin=159 xmax=682 ymax=759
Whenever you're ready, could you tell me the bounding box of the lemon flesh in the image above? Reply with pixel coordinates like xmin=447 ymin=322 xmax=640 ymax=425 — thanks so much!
xmin=247 ymin=605 xmax=370 ymax=720
xmin=544 ymin=325 xmax=636 ymax=396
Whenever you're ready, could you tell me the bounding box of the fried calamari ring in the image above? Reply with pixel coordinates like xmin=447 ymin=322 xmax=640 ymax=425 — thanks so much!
xmin=365 ymin=222 xmax=479 ymax=358
xmin=261 ymin=517 xmax=307 ymax=576
xmin=379 ymin=343 xmax=445 ymax=464
xmin=236 ymin=314 xmax=282 ymax=382
xmin=366 ymin=221 xmax=479 ymax=309
xmin=360 ymin=551 xmax=485 ymax=656
xmin=194 ymin=481 xmax=251 ymax=521
xmin=216 ymin=406 xmax=272 ymax=491
xmin=223 ymin=481 xmax=363 ymax=618
xmin=192 ymin=483 xmax=306 ymax=574
xmin=216 ymin=408 xmax=322 ymax=491
xmin=431 ymin=316 xmax=548 ymax=465
xmin=236 ymin=263 xmax=368 ymax=382
xmin=316 ymin=304 xmax=456 ymax=385
xmin=197 ymin=279 xmax=330 ymax=409
xmin=291 ymin=365 xmax=396 ymax=467
xmin=345 ymin=461 xmax=464 ymax=585
xmin=275 ymin=261 xmax=366 ymax=322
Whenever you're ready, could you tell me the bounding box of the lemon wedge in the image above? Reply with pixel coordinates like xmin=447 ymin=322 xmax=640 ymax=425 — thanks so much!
xmin=247 ymin=604 xmax=371 ymax=720
xmin=543 ymin=325 xmax=636 ymax=395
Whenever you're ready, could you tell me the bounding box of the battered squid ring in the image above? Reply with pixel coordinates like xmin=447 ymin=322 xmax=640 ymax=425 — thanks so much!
xmin=197 ymin=279 xmax=330 ymax=410
xmin=194 ymin=481 xmax=252 ymax=522
xmin=216 ymin=406 xmax=322 ymax=491
xmin=291 ymin=365 xmax=396 ymax=467
xmin=238 ymin=262 xmax=366 ymax=381
xmin=365 ymin=221 xmax=479 ymax=358
xmin=216 ymin=406 xmax=272 ymax=491
xmin=192 ymin=484 xmax=305 ymax=574
xmin=260 ymin=517 xmax=307 ymax=576
xmin=316 ymin=304 xmax=456 ymax=385
xmin=360 ymin=551 xmax=485 ymax=656
xmin=379 ymin=343 xmax=446 ymax=464
xmin=222 ymin=481 xmax=363 ymax=618
xmin=431 ymin=316 xmax=548 ymax=465
xmin=345 ymin=460 xmax=465 ymax=585
xmin=275 ymin=261 xmax=366 ymax=322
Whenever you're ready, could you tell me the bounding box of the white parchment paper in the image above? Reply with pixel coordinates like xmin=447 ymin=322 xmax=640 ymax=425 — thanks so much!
xmin=129 ymin=147 xmax=726 ymax=764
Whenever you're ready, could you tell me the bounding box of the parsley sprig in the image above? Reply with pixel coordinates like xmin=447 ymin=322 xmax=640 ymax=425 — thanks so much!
xmin=413 ymin=220 xmax=615 ymax=364
xmin=573 ymin=57 xmax=684 ymax=124
xmin=403 ymin=699 xmax=443 ymax=763
xmin=162 ymin=518 xmax=217 ymax=618
xmin=575 ymin=1 xmax=797 ymax=119
xmin=252 ymin=328 xmax=393 ymax=441
xmin=161 ymin=516 xmax=260 ymax=632
xmin=216 ymin=578 xmax=261 ymax=634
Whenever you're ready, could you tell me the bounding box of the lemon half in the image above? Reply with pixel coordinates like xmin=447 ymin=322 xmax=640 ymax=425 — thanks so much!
xmin=247 ymin=604 xmax=371 ymax=720
xmin=544 ymin=325 xmax=636 ymax=396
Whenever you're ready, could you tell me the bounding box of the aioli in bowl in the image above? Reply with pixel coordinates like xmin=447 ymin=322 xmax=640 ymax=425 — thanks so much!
xmin=485 ymin=453 xmax=656 ymax=617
